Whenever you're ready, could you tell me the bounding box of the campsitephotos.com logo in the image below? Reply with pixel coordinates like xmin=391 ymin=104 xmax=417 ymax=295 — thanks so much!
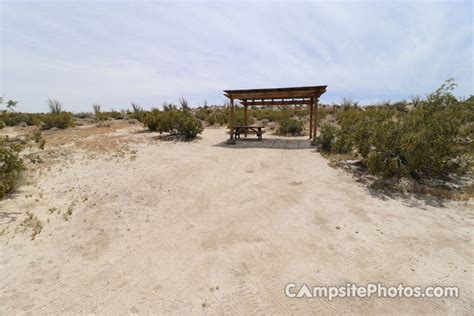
xmin=285 ymin=283 xmax=459 ymax=301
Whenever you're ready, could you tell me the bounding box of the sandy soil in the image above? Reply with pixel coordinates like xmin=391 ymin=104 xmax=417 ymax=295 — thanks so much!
xmin=0 ymin=122 xmax=472 ymax=314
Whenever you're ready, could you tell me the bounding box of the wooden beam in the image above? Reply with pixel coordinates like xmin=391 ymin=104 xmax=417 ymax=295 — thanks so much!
xmin=312 ymin=98 xmax=319 ymax=141
xmin=241 ymin=99 xmax=312 ymax=106
xmin=229 ymin=98 xmax=235 ymax=141
xmin=309 ymin=99 xmax=313 ymax=139
xmin=224 ymin=85 xmax=327 ymax=95
xmin=225 ymin=90 xmax=323 ymax=100
xmin=244 ymin=105 xmax=248 ymax=137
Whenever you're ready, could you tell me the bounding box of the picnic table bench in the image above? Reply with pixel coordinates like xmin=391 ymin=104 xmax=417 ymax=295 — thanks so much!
xmin=233 ymin=125 xmax=265 ymax=141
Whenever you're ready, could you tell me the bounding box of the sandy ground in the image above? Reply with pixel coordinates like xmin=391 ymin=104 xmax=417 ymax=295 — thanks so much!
xmin=0 ymin=122 xmax=472 ymax=314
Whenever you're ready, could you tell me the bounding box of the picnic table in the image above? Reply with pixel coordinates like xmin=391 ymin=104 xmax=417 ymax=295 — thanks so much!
xmin=233 ymin=125 xmax=265 ymax=141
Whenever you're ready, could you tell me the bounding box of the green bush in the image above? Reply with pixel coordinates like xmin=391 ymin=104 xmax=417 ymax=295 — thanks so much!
xmin=42 ymin=112 xmax=72 ymax=129
xmin=0 ymin=121 xmax=5 ymax=129
xmin=323 ymin=79 xmax=473 ymax=179
xmin=0 ymin=112 xmax=39 ymax=126
xmin=178 ymin=112 xmax=204 ymax=138
xmin=234 ymin=108 xmax=255 ymax=126
xmin=207 ymin=115 xmax=216 ymax=126
xmin=145 ymin=105 xmax=203 ymax=139
xmin=0 ymin=136 xmax=24 ymax=199
xmin=318 ymin=123 xmax=338 ymax=152
xmin=130 ymin=103 xmax=147 ymax=123
xmin=252 ymin=108 xmax=285 ymax=122
xmin=40 ymin=99 xmax=73 ymax=129
xmin=277 ymin=117 xmax=304 ymax=136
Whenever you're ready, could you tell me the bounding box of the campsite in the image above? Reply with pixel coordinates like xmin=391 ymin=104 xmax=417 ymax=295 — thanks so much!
xmin=1 ymin=0 xmax=472 ymax=314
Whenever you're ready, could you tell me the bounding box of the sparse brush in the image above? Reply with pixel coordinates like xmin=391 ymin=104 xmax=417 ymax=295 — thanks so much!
xmin=145 ymin=105 xmax=203 ymax=139
xmin=323 ymin=79 xmax=473 ymax=181
xmin=131 ymin=102 xmax=143 ymax=113
xmin=276 ymin=113 xmax=303 ymax=136
xmin=0 ymin=136 xmax=24 ymax=199
xmin=130 ymin=102 xmax=146 ymax=122
xmin=63 ymin=204 xmax=74 ymax=221
xmin=48 ymin=207 xmax=57 ymax=214
xmin=318 ymin=123 xmax=339 ymax=152
xmin=179 ymin=97 xmax=189 ymax=110
xmin=28 ymin=130 xmax=46 ymax=150
xmin=48 ymin=99 xmax=63 ymax=114
xmin=92 ymin=104 xmax=101 ymax=115
xmin=22 ymin=213 xmax=43 ymax=240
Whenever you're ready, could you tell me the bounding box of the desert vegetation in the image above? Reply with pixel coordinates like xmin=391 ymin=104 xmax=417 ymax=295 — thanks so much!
xmin=0 ymin=136 xmax=24 ymax=199
xmin=276 ymin=110 xmax=304 ymax=136
xmin=42 ymin=99 xmax=73 ymax=130
xmin=145 ymin=99 xmax=204 ymax=139
xmin=317 ymin=80 xmax=473 ymax=196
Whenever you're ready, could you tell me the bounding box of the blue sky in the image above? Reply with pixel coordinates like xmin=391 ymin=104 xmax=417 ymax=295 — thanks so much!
xmin=1 ymin=0 xmax=472 ymax=112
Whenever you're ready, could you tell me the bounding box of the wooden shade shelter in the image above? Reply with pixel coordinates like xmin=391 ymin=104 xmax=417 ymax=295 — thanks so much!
xmin=224 ymin=85 xmax=327 ymax=144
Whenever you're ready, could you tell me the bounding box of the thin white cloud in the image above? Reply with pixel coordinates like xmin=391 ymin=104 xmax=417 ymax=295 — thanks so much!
xmin=1 ymin=0 xmax=472 ymax=112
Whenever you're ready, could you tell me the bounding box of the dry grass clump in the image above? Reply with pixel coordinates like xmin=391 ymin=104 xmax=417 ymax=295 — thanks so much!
xmin=22 ymin=212 xmax=43 ymax=240
xmin=63 ymin=203 xmax=74 ymax=221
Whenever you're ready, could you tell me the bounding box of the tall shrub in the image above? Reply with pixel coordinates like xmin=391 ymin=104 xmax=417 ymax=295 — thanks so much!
xmin=43 ymin=99 xmax=72 ymax=129
xmin=0 ymin=137 xmax=24 ymax=199
xmin=145 ymin=104 xmax=203 ymax=139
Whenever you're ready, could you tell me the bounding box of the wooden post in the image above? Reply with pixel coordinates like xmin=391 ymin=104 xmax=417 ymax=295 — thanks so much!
xmin=228 ymin=98 xmax=235 ymax=143
xmin=312 ymin=98 xmax=319 ymax=142
xmin=244 ymin=104 xmax=248 ymax=137
xmin=309 ymin=99 xmax=313 ymax=139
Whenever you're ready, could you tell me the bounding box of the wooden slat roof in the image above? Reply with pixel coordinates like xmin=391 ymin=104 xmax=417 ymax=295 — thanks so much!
xmin=224 ymin=85 xmax=327 ymax=100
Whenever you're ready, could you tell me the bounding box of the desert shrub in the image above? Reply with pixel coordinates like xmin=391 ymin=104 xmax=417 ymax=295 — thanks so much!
xmin=214 ymin=108 xmax=228 ymax=126
xmin=391 ymin=101 xmax=408 ymax=113
xmin=195 ymin=107 xmax=211 ymax=121
xmin=92 ymin=104 xmax=108 ymax=121
xmin=41 ymin=99 xmax=72 ymax=129
xmin=325 ymin=79 xmax=473 ymax=179
xmin=394 ymin=97 xmax=472 ymax=177
xmin=92 ymin=104 xmax=101 ymax=115
xmin=0 ymin=121 xmax=4 ymax=129
xmin=319 ymin=107 xmax=337 ymax=120
xmin=294 ymin=107 xmax=309 ymax=119
xmin=145 ymin=104 xmax=203 ymax=139
xmin=319 ymin=123 xmax=338 ymax=152
xmin=74 ymin=112 xmax=93 ymax=119
xmin=131 ymin=102 xmax=146 ymax=122
xmin=277 ymin=116 xmax=304 ymax=136
xmin=106 ymin=111 xmax=126 ymax=120
xmin=48 ymin=99 xmax=63 ymax=114
xmin=194 ymin=106 xmax=226 ymax=126
xmin=177 ymin=112 xmax=204 ymax=138
xmin=0 ymin=136 xmax=24 ymax=199
xmin=252 ymin=108 xmax=285 ymax=122
xmin=234 ymin=108 xmax=255 ymax=126
xmin=331 ymin=108 xmax=364 ymax=153
xmin=0 ymin=112 xmax=38 ymax=126
xmin=42 ymin=112 xmax=72 ymax=129
xmin=207 ymin=115 xmax=216 ymax=126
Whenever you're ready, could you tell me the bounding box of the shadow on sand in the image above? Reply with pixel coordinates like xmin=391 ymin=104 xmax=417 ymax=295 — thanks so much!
xmin=336 ymin=161 xmax=461 ymax=209
xmin=0 ymin=211 xmax=21 ymax=225
xmin=213 ymin=136 xmax=315 ymax=150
